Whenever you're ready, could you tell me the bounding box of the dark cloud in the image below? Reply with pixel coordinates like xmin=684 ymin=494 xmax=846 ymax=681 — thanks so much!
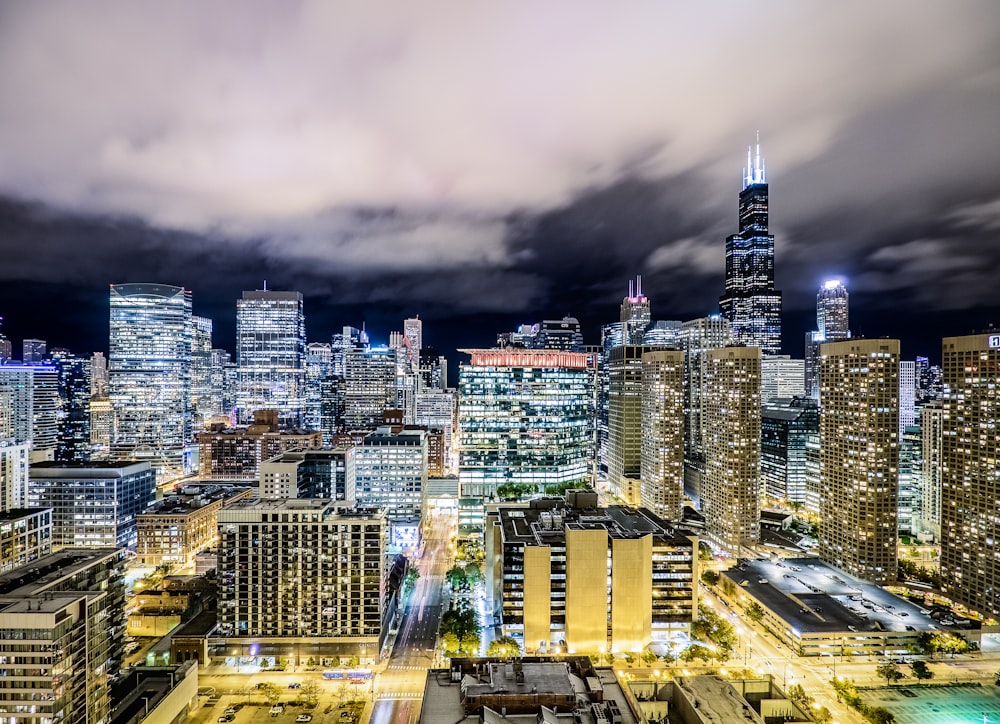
xmin=0 ymin=1 xmax=999 ymax=360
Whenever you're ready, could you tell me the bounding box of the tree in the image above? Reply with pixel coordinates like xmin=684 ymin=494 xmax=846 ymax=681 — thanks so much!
xmin=786 ymin=683 xmax=809 ymax=706
xmin=460 ymin=631 xmax=480 ymax=655
xmin=464 ymin=562 xmax=484 ymax=586
xmin=909 ymin=660 xmax=933 ymax=681
xmin=403 ymin=567 xmax=420 ymax=593
xmin=300 ymin=680 xmax=320 ymax=707
xmin=745 ymin=601 xmax=764 ymax=623
xmin=445 ymin=565 xmax=468 ymax=589
xmin=700 ymin=570 xmax=720 ymax=586
xmin=442 ymin=632 xmax=459 ymax=653
xmin=876 ymin=661 xmax=904 ymax=687
xmin=641 ymin=650 xmax=658 ymax=666
xmin=260 ymin=682 xmax=281 ymax=705
xmin=486 ymin=636 xmax=520 ymax=658
xmin=698 ymin=541 xmax=713 ymax=561
xmin=813 ymin=705 xmax=833 ymax=724
xmin=867 ymin=707 xmax=896 ymax=724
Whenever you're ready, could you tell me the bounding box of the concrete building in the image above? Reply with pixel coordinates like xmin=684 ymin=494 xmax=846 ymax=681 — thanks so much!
xmin=260 ymin=448 xmax=351 ymax=501
xmin=136 ymin=484 xmax=253 ymax=566
xmin=702 ymin=346 xmax=761 ymax=558
xmin=196 ymin=409 xmax=321 ymax=481
xmin=348 ymin=429 xmax=427 ymax=520
xmin=760 ymin=355 xmax=805 ymax=402
xmin=485 ymin=492 xmax=697 ymax=655
xmin=0 ymin=364 xmax=61 ymax=462
xmin=639 ymin=350 xmax=685 ymax=521
xmin=818 ymin=339 xmax=899 ymax=585
xmin=607 ymin=345 xmax=655 ymax=506
xmin=22 ymin=338 xmax=46 ymax=364
xmin=899 ymin=360 xmax=916 ymax=437
xmin=0 ymin=437 xmax=31 ymax=512
xmin=918 ymin=400 xmax=943 ymax=540
xmin=28 ymin=460 xmax=156 ymax=550
xmin=0 ymin=507 xmax=52 ymax=573
xmin=213 ymin=498 xmax=390 ymax=664
xmin=940 ymin=332 xmax=1000 ymax=617
xmin=0 ymin=548 xmax=126 ymax=724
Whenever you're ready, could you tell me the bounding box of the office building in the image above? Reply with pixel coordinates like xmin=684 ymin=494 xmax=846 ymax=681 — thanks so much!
xmin=190 ymin=314 xmax=214 ymax=425
xmin=89 ymin=396 xmax=114 ymax=461
xmin=403 ymin=316 xmax=422 ymax=362
xmin=304 ymin=342 xmax=333 ymax=431
xmin=940 ymin=332 xmax=1000 ymax=617
xmin=109 ymin=282 xmax=193 ymax=476
xmin=643 ymin=320 xmax=682 ymax=347
xmin=899 ymin=360 xmax=916 ymax=436
xmin=51 ymin=349 xmax=92 ymax=462
xmin=136 ymin=484 xmax=252 ymax=566
xmin=718 ymin=138 xmax=782 ymax=354
xmin=918 ymin=401 xmax=943 ymax=540
xmin=214 ymin=498 xmax=389 ymax=664
xmin=260 ymin=448 xmax=351 ymax=501
xmin=0 ymin=507 xmax=51 ymax=573
xmin=458 ymin=349 xmax=592 ymax=498
xmin=678 ymin=316 xmax=732 ymax=465
xmin=916 ymin=355 xmax=943 ymax=401
xmin=0 ymin=320 xmax=10 ymax=363
xmin=818 ymin=339 xmax=899 ymax=584
xmin=91 ymin=351 xmax=108 ymax=397
xmin=0 ymin=437 xmax=31 ymax=511
xmin=805 ymin=279 xmax=851 ymax=398
xmin=348 ymin=429 xmax=427 ymax=520
xmin=639 ymin=350 xmax=685 ymax=521
xmin=620 ymin=277 xmax=651 ymax=345
xmin=197 ymin=409 xmax=321 ymax=481
xmin=0 ymin=364 xmax=60 ymax=462
xmin=236 ymin=289 xmax=306 ymax=426
xmin=415 ymin=388 xmax=456 ymax=474
xmin=702 ymin=346 xmax=762 ymax=557
xmin=418 ymin=348 xmax=448 ymax=390
xmin=339 ymin=345 xmax=397 ymax=431
xmin=22 ymin=338 xmax=46 ymax=363
xmin=760 ymin=355 xmax=805 ymax=402
xmin=485 ymin=493 xmax=697 ymax=654
xmin=760 ymin=396 xmax=819 ymax=505
xmin=898 ymin=424 xmax=921 ymax=537
xmin=0 ymin=548 xmax=126 ymax=723
xmin=607 ymin=345 xmax=652 ymax=505
xmin=28 ymin=460 xmax=156 ymax=550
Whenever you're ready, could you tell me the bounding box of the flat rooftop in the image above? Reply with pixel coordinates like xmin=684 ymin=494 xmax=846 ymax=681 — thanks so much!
xmin=0 ymin=548 xmax=119 ymax=596
xmin=676 ymin=676 xmax=763 ymax=723
xmin=723 ymin=557 xmax=943 ymax=636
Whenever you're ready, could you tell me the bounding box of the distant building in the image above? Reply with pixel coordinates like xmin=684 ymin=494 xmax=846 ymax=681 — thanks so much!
xmin=0 ymin=548 xmax=126 ymax=724
xmin=485 ymin=493 xmax=697 ymax=654
xmin=51 ymin=349 xmax=92 ymax=462
xmin=719 ymin=139 xmax=782 ymax=354
xmin=340 ymin=346 xmax=397 ymax=430
xmin=458 ymin=349 xmax=592 ymax=498
xmin=89 ymin=396 xmax=114 ymax=461
xmin=642 ymin=320 xmax=682 ymax=347
xmin=819 ymin=339 xmax=899 ymax=584
xmin=0 ymin=508 xmax=51 ymax=573
xmin=29 ymin=460 xmax=156 ymax=550
xmin=620 ymin=277 xmax=651 ymax=345
xmin=639 ymin=350 xmax=685 ymax=521
xmin=898 ymin=424 xmax=921 ymax=537
xmin=190 ymin=314 xmax=215 ymax=424
xmin=0 ymin=437 xmax=31 ymax=512
xmin=22 ymin=338 xmax=46 ymax=364
xmin=702 ymin=346 xmax=762 ymax=557
xmin=940 ymin=332 xmax=1000 ymax=617
xmin=760 ymin=355 xmax=805 ymax=402
xmin=805 ymin=279 xmax=850 ymax=398
xmin=607 ymin=345 xmax=655 ymax=506
xmin=260 ymin=448 xmax=351 ymax=501
xmin=304 ymin=342 xmax=333 ymax=431
xmin=196 ymin=409 xmax=321 ymax=481
xmin=236 ymin=289 xmax=306 ymax=426
xmin=678 ymin=315 xmax=732 ymax=468
xmin=0 ymin=364 xmax=61 ymax=462
xmin=760 ymin=396 xmax=819 ymax=505
xmin=899 ymin=360 xmax=916 ymax=437
xmin=917 ymin=401 xmax=943 ymax=540
xmin=348 ymin=429 xmax=427 ymax=520
xmin=415 ymin=389 xmax=456 ymax=474
xmin=213 ymin=498 xmax=390 ymax=664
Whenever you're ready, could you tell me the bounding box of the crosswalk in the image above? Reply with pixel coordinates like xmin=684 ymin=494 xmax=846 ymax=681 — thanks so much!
xmin=374 ymin=692 xmax=422 ymax=700
xmin=386 ymin=665 xmax=428 ymax=671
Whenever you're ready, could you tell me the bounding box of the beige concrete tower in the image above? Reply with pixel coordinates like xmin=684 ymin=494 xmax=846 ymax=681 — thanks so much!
xmin=940 ymin=333 xmax=1000 ymax=617
xmin=565 ymin=526 xmax=609 ymax=651
xmin=703 ymin=346 xmax=762 ymax=557
xmin=818 ymin=338 xmax=899 ymax=584
xmin=640 ymin=349 xmax=685 ymax=521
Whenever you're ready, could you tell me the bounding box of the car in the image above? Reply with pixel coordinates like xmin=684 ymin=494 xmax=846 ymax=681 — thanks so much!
xmin=288 ymin=682 xmax=302 ymax=689
xmin=270 ymin=705 xmax=284 ymax=717
xmin=898 ymin=612 xmax=909 ymax=617
xmin=218 ymin=717 xmax=234 ymax=723
xmin=799 ymin=608 xmax=808 ymax=613
xmin=295 ymin=717 xmax=312 ymax=723
xmin=224 ymin=708 xmax=238 ymax=716
xmin=814 ymin=607 xmax=823 ymax=612
xmin=340 ymin=714 xmax=351 ymax=719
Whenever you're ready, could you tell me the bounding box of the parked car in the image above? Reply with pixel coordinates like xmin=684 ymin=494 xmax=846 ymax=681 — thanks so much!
xmin=224 ymin=708 xmax=238 ymax=716
xmin=296 ymin=716 xmax=313 ymax=723
xmin=288 ymin=682 xmax=302 ymax=689
xmin=218 ymin=716 xmax=235 ymax=723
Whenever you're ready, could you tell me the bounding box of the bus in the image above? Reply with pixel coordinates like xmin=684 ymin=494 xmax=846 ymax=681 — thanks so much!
xmin=322 ymin=669 xmax=372 ymax=683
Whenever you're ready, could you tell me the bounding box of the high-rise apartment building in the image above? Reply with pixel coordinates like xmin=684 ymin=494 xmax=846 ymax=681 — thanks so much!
xmin=0 ymin=364 xmax=61 ymax=462
xmin=191 ymin=314 xmax=214 ymax=424
xmin=51 ymin=349 xmax=91 ymax=462
xmin=415 ymin=388 xmax=456 ymax=473
xmin=640 ymin=350 xmax=685 ymax=521
xmin=109 ymin=283 xmax=193 ymax=476
xmin=702 ymin=346 xmax=761 ymax=557
xmin=0 ymin=508 xmax=51 ymax=573
xmin=719 ymin=138 xmax=782 ymax=354
xmin=339 ymin=346 xmax=397 ymax=430
xmin=760 ymin=396 xmax=819 ymax=505
xmin=918 ymin=401 xmax=943 ymax=540
xmin=485 ymin=493 xmax=697 ymax=655
xmin=197 ymin=409 xmax=321 ymax=481
xmin=620 ymin=277 xmax=651 ymax=345
xmin=0 ymin=437 xmax=31 ymax=512
xmin=898 ymin=424 xmax=921 ymax=537
xmin=899 ymin=360 xmax=916 ymax=436
xmin=940 ymin=333 xmax=1000 ymax=617
xmin=29 ymin=460 xmax=156 ymax=550
xmin=210 ymin=347 xmax=237 ymax=418
xmin=89 ymin=397 xmax=114 ymax=461
xmin=260 ymin=448 xmax=351 ymax=501
xmin=236 ymin=289 xmax=306 ymax=426
xmin=818 ymin=339 xmax=899 ymax=584
xmin=458 ymin=349 xmax=592 ymax=498
xmin=214 ymin=499 xmax=389 ymax=664
xmin=22 ymin=338 xmax=46 ymax=363
xmin=607 ymin=345 xmax=654 ymax=505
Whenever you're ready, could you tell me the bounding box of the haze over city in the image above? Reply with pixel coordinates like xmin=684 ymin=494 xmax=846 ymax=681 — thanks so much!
xmin=1 ymin=1 xmax=999 ymax=357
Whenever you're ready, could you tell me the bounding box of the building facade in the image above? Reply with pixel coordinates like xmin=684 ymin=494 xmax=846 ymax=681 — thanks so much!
xmin=607 ymin=345 xmax=656 ymax=506
xmin=0 ymin=507 xmax=51 ymax=574
xmin=718 ymin=140 xmax=782 ymax=355
xmin=0 ymin=364 xmax=61 ymax=462
xmin=639 ymin=350 xmax=685 ymax=521
xmin=760 ymin=396 xmax=819 ymax=505
xmin=818 ymin=339 xmax=900 ymax=584
xmin=348 ymin=430 xmax=427 ymax=520
xmin=197 ymin=410 xmax=321 ymax=481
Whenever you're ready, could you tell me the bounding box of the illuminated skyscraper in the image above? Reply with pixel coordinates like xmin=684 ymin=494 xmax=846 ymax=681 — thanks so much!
xmin=678 ymin=315 xmax=732 ymax=465
xmin=190 ymin=315 xmax=214 ymax=425
xmin=640 ymin=350 xmax=685 ymax=521
xmin=940 ymin=332 xmax=1000 ymax=616
xmin=719 ymin=137 xmax=782 ymax=354
xmin=458 ymin=349 xmax=592 ymax=498
xmin=403 ymin=316 xmax=422 ymax=359
xmin=918 ymin=401 xmax=943 ymax=540
xmin=806 ymin=279 xmax=850 ymax=398
xmin=620 ymin=277 xmax=651 ymax=345
xmin=22 ymin=339 xmax=46 ymax=364
xmin=304 ymin=342 xmax=333 ymax=431
xmin=818 ymin=338 xmax=899 ymax=584
xmin=702 ymin=346 xmax=761 ymax=557
xmin=109 ymin=283 xmax=193 ymax=476
xmin=607 ymin=345 xmax=654 ymax=506
xmin=0 ymin=365 xmax=60 ymax=463
xmin=236 ymin=290 xmax=306 ymax=426
xmin=50 ymin=349 xmax=91 ymax=462
xmin=0 ymin=319 xmax=11 ymax=363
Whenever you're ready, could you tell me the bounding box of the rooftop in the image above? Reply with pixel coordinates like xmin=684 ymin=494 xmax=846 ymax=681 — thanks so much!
xmin=0 ymin=548 xmax=120 ymax=596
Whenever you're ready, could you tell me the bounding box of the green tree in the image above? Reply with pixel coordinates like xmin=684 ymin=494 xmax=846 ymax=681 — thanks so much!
xmin=641 ymin=649 xmax=658 ymax=666
xmin=403 ymin=567 xmax=420 ymax=593
xmin=260 ymin=682 xmax=281 ymax=705
xmin=867 ymin=707 xmax=896 ymax=724
xmin=446 ymin=565 xmax=468 ymax=588
xmin=876 ymin=661 xmax=904 ymax=687
xmin=442 ymin=632 xmax=459 ymax=653
xmin=698 ymin=541 xmax=713 ymax=561
xmin=299 ymin=680 xmax=320 ymax=707
xmin=745 ymin=601 xmax=764 ymax=623
xmin=909 ymin=660 xmax=933 ymax=681
xmin=464 ymin=562 xmax=484 ymax=586
xmin=486 ymin=636 xmax=521 ymax=658
xmin=786 ymin=683 xmax=808 ymax=706
xmin=700 ymin=570 xmax=720 ymax=586
xmin=813 ymin=705 xmax=833 ymax=724
xmin=460 ymin=631 xmax=480 ymax=655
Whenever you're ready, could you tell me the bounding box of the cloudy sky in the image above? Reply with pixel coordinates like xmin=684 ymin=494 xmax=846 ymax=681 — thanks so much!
xmin=1 ymin=1 xmax=999 ymax=359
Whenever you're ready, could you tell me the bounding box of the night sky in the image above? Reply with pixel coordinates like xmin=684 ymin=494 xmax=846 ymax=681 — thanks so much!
xmin=1 ymin=2 xmax=999 ymax=365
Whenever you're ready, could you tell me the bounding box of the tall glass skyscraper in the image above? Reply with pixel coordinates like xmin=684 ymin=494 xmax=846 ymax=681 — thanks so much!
xmin=109 ymin=283 xmax=193 ymax=477
xmin=805 ymin=279 xmax=850 ymax=398
xmin=719 ymin=137 xmax=782 ymax=354
xmin=236 ymin=290 xmax=306 ymax=426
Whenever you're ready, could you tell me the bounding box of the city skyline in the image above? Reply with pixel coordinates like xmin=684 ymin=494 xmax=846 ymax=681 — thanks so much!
xmin=1 ymin=3 xmax=999 ymax=361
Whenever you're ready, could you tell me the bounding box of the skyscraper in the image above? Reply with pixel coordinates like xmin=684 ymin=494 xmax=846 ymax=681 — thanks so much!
xmin=760 ymin=396 xmax=819 ymax=505
xmin=607 ymin=345 xmax=654 ymax=506
xmin=702 ymin=346 xmax=762 ymax=557
xmin=805 ymin=279 xmax=850 ymax=398
xmin=899 ymin=360 xmax=916 ymax=436
xmin=620 ymin=277 xmax=651 ymax=345
xmin=640 ymin=350 xmax=685 ymax=521
xmin=918 ymin=401 xmax=943 ymax=540
xmin=190 ymin=315 xmax=214 ymax=424
xmin=109 ymin=283 xmax=193 ymax=477
xmin=50 ymin=349 xmax=91 ymax=462
xmin=818 ymin=338 xmax=899 ymax=584
xmin=403 ymin=316 xmax=422 ymax=359
xmin=0 ymin=365 xmax=60 ymax=463
xmin=304 ymin=342 xmax=333 ymax=431
xmin=940 ymin=332 xmax=1000 ymax=617
xmin=678 ymin=315 xmax=732 ymax=467
xmin=0 ymin=318 xmax=11 ymax=363
xmin=236 ymin=289 xmax=306 ymax=426
xmin=719 ymin=137 xmax=782 ymax=354
xmin=22 ymin=338 xmax=46 ymax=364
